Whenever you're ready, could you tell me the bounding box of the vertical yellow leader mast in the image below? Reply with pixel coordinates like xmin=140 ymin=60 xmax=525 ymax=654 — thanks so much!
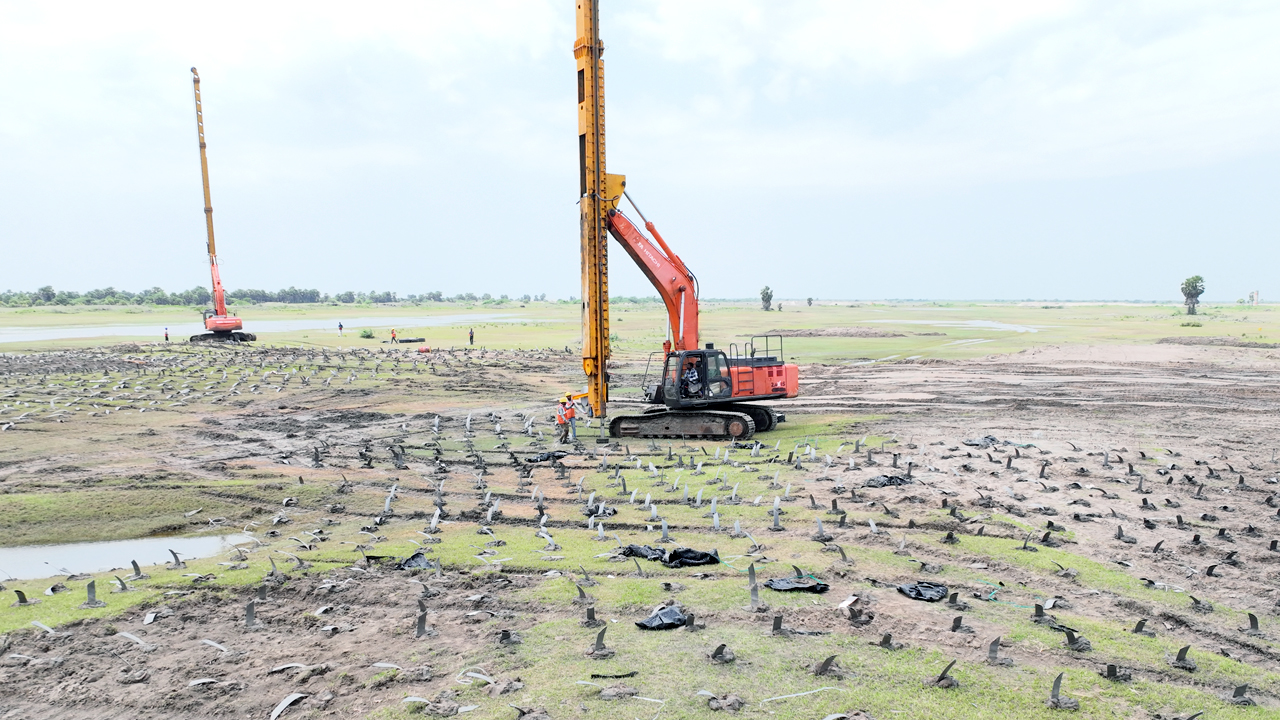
xmin=576 ymin=0 xmax=625 ymax=420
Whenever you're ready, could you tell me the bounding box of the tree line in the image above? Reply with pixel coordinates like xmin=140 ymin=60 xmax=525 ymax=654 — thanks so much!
xmin=0 ymin=286 xmax=559 ymax=308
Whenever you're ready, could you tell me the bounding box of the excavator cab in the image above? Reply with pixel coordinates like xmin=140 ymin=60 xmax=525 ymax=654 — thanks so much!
xmin=659 ymin=347 xmax=733 ymax=408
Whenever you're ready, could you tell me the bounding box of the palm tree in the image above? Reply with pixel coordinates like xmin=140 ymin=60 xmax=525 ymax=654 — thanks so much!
xmin=1181 ymin=276 xmax=1205 ymax=315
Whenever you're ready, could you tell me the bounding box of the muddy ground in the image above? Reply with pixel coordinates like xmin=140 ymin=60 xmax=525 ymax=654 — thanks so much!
xmin=1 ymin=341 xmax=1279 ymax=719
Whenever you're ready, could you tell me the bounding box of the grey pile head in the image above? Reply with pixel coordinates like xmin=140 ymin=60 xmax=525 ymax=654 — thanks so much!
xmin=733 ymin=519 xmax=742 ymax=535
xmin=748 ymin=563 xmax=757 ymax=586
xmin=113 ymin=576 xmax=127 ymax=591
xmin=1050 ymin=672 xmax=1063 ymax=700
xmin=771 ymin=615 xmax=783 ymax=633
xmin=594 ymin=627 xmax=607 ymax=651
xmin=879 ymin=633 xmax=894 ymax=648
xmin=1233 ymin=684 xmax=1249 ymax=699
xmin=416 ymin=612 xmax=429 ymax=637
xmin=1034 ymin=604 xmax=1045 ymax=617
xmin=713 ymin=513 xmax=721 ymax=531
xmin=837 ymin=545 xmax=848 ymax=562
xmin=951 ymin=616 xmax=964 ymax=631
xmin=696 ymin=488 xmax=703 ymax=506
xmin=1104 ymin=664 xmax=1118 ymax=679
xmin=937 ymin=659 xmax=956 ymax=682
xmin=1133 ymin=619 xmax=1146 ymax=633
xmin=1248 ymin=613 xmax=1260 ymax=631
xmin=712 ymin=643 xmax=727 ymax=659
xmin=577 ymin=584 xmax=588 ymax=600
xmin=596 ymin=523 xmax=605 ymax=540
xmin=816 ymin=518 xmax=825 ymax=535
xmin=816 ymin=655 xmax=837 ymax=675
xmin=772 ymin=508 xmax=782 ymax=529
xmin=661 ymin=519 xmax=670 ymax=540
xmin=633 ymin=558 xmax=645 ymax=577
xmin=988 ymin=637 xmax=1001 ymax=661
xmin=868 ymin=518 xmax=878 ymax=534
xmin=650 ymin=505 xmax=659 ymax=521
xmin=245 ymin=600 xmax=256 ymax=628
xmin=131 ymin=560 xmax=142 ymax=576
xmin=586 ymin=607 xmax=596 ymax=622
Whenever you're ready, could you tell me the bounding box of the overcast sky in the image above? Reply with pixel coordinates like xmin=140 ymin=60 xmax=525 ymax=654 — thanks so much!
xmin=1 ymin=1 xmax=1277 ymax=301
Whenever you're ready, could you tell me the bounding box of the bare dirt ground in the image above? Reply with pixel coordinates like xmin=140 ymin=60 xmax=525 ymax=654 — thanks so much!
xmin=1 ymin=342 xmax=1279 ymax=719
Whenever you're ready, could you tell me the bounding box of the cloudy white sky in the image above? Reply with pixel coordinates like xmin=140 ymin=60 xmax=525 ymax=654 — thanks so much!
xmin=1 ymin=0 xmax=1277 ymax=301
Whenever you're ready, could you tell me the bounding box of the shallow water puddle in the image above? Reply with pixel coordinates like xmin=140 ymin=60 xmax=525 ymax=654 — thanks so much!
xmin=0 ymin=533 xmax=253 ymax=580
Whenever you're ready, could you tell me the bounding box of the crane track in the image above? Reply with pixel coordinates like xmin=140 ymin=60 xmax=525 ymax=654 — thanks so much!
xmin=610 ymin=409 xmax=756 ymax=440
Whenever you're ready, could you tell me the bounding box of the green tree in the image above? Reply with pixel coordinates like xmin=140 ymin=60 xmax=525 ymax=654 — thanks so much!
xmin=1181 ymin=275 xmax=1205 ymax=315
xmin=760 ymin=286 xmax=773 ymax=311
xmin=807 ymin=297 xmax=813 ymax=306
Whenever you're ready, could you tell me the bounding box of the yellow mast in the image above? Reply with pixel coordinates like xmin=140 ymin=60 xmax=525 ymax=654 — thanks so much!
xmin=575 ymin=0 xmax=624 ymax=420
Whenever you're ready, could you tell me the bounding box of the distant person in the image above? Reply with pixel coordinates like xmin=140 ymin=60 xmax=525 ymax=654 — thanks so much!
xmin=338 ymin=322 xmax=344 ymax=336
xmin=164 ymin=328 xmax=169 ymax=342
xmin=469 ymin=328 xmax=474 ymax=345
xmin=391 ymin=328 xmax=397 ymax=343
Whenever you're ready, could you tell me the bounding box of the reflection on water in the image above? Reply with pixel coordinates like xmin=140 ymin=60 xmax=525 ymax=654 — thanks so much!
xmin=0 ymin=313 xmax=535 ymax=344
xmin=0 ymin=533 xmax=253 ymax=580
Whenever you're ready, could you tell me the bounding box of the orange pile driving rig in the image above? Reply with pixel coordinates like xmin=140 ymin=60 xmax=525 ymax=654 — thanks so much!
xmin=575 ymin=0 xmax=798 ymax=440
xmin=188 ymin=68 xmax=254 ymax=343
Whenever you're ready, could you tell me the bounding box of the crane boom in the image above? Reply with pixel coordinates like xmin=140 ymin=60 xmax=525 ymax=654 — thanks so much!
xmin=605 ymin=207 xmax=698 ymax=354
xmin=190 ymin=68 xmax=231 ymax=321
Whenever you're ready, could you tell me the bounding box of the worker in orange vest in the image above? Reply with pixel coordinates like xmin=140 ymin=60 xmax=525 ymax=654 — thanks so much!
xmin=391 ymin=328 xmax=397 ymax=343
xmin=556 ymin=395 xmax=576 ymax=443
xmin=564 ymin=395 xmax=577 ymax=441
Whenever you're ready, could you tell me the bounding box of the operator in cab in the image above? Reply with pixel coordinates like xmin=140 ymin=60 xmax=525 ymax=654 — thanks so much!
xmin=681 ymin=356 xmax=704 ymax=398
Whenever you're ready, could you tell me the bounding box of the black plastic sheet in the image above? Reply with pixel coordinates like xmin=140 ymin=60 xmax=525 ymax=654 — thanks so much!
xmin=525 ymin=451 xmax=568 ymax=463
xmin=763 ymin=577 xmax=829 ymax=593
xmin=864 ymin=475 xmax=913 ymax=488
xmin=399 ymin=552 xmax=432 ymax=570
xmin=619 ymin=545 xmax=665 ymax=561
xmin=635 ymin=605 xmax=687 ymax=630
xmin=897 ymin=581 xmax=949 ymax=602
xmin=662 ymin=548 xmax=720 ymax=569
xmin=618 ymin=545 xmax=720 ymax=568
